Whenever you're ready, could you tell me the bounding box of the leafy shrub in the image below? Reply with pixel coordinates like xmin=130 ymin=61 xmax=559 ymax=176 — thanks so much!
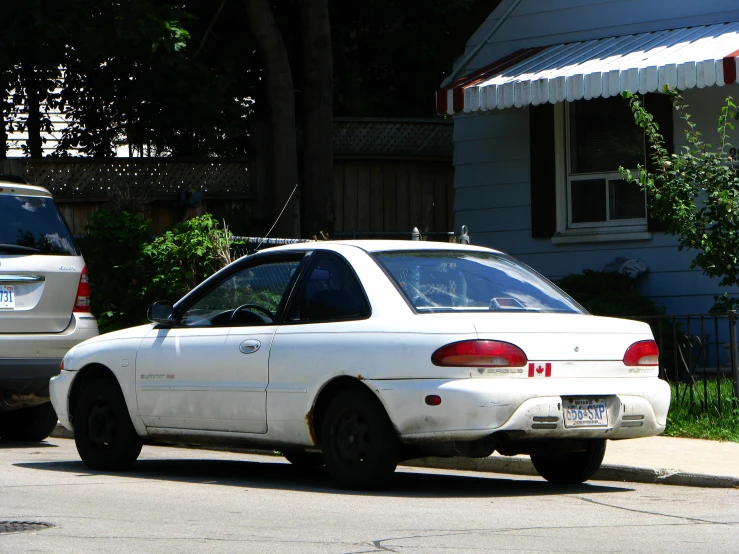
xmin=141 ymin=214 xmax=236 ymax=303
xmin=78 ymin=209 xmax=152 ymax=333
xmin=80 ymin=210 xmax=242 ymax=333
xmin=556 ymin=270 xmax=665 ymax=318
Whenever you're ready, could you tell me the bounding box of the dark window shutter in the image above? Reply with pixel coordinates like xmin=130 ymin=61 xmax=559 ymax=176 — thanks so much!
xmin=643 ymin=93 xmax=674 ymax=232
xmin=530 ymin=103 xmax=557 ymax=238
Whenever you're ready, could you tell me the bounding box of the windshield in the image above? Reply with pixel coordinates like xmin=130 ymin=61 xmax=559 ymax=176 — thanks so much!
xmin=373 ymin=250 xmax=585 ymax=314
xmin=0 ymin=195 xmax=78 ymax=256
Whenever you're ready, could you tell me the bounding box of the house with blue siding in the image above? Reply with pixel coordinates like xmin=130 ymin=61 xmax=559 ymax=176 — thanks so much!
xmin=440 ymin=0 xmax=739 ymax=315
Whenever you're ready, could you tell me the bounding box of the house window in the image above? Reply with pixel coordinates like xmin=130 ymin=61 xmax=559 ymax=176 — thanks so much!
xmin=555 ymin=97 xmax=647 ymax=240
xmin=565 ymin=97 xmax=646 ymax=230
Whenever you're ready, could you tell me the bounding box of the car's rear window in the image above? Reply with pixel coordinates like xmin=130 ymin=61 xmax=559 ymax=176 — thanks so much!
xmin=0 ymin=194 xmax=78 ymax=255
xmin=373 ymin=250 xmax=584 ymax=314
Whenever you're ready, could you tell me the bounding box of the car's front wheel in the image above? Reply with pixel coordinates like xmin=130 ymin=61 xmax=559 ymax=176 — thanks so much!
xmin=530 ymin=439 xmax=607 ymax=484
xmin=0 ymin=402 xmax=59 ymax=442
xmin=73 ymin=378 xmax=142 ymax=470
xmin=321 ymin=388 xmax=399 ymax=490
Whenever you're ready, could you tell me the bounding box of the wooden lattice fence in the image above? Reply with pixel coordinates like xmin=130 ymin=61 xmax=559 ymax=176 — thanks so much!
xmin=3 ymin=158 xmax=257 ymax=236
xmin=2 ymin=119 xmax=454 ymax=237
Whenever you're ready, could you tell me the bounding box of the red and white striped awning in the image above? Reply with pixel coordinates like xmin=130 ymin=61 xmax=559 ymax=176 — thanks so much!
xmin=438 ymin=22 xmax=739 ymax=114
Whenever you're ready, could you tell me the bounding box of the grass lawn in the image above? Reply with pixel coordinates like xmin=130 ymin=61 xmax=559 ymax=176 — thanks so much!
xmin=663 ymin=380 xmax=739 ymax=443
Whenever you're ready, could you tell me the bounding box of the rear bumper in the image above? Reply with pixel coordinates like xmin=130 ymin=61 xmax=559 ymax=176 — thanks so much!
xmin=374 ymin=376 xmax=671 ymax=443
xmin=0 ymin=313 xmax=97 ymax=396
xmin=0 ymin=359 xmax=63 ymax=395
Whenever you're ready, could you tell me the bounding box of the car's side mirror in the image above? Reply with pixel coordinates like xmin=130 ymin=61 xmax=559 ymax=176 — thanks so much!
xmin=147 ymin=301 xmax=175 ymax=325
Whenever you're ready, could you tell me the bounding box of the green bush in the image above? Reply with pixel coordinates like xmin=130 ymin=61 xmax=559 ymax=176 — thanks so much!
xmin=77 ymin=209 xmax=152 ymax=333
xmin=80 ymin=210 xmax=240 ymax=333
xmin=556 ymin=270 xmax=665 ymax=318
xmin=141 ymin=214 xmax=233 ymax=302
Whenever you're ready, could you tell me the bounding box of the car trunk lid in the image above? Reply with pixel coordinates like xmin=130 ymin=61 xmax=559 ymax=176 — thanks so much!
xmin=0 ymin=255 xmax=84 ymax=333
xmin=424 ymin=312 xmax=653 ymax=362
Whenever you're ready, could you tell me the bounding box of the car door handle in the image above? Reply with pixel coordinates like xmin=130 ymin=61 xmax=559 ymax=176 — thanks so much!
xmin=239 ymin=339 xmax=261 ymax=354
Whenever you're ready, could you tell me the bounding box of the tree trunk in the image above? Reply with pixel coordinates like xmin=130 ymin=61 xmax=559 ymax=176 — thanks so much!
xmin=0 ymin=80 xmax=8 ymax=160
xmin=242 ymin=0 xmax=301 ymax=238
xmin=299 ymin=0 xmax=334 ymax=239
xmin=22 ymin=67 xmax=43 ymax=159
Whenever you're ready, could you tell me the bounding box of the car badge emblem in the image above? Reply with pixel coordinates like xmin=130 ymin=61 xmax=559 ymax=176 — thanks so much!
xmin=574 ymin=346 xmax=580 ymax=352
xmin=477 ymin=368 xmax=485 ymax=375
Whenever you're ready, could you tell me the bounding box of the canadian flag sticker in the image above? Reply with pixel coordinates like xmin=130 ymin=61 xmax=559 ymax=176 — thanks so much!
xmin=528 ymin=362 xmax=552 ymax=378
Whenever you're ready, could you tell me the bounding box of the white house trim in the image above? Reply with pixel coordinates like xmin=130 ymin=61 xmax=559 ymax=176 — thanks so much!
xmin=442 ymin=21 xmax=739 ymax=114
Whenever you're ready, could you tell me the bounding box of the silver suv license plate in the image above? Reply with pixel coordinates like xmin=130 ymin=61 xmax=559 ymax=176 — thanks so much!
xmin=0 ymin=285 xmax=14 ymax=309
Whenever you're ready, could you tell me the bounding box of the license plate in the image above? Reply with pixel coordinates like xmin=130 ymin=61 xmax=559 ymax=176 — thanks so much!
xmin=0 ymin=285 xmax=14 ymax=309
xmin=563 ymin=397 xmax=608 ymax=428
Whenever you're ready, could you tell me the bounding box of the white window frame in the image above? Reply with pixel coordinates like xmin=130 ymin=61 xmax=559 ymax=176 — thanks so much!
xmin=552 ymin=102 xmax=651 ymax=244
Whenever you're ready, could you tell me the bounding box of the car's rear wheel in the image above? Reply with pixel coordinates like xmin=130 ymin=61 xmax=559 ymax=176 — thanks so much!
xmin=530 ymin=439 xmax=607 ymax=484
xmin=321 ymin=388 xmax=399 ymax=490
xmin=73 ymin=378 xmax=142 ymax=470
xmin=0 ymin=402 xmax=59 ymax=442
xmin=283 ymin=451 xmax=324 ymax=468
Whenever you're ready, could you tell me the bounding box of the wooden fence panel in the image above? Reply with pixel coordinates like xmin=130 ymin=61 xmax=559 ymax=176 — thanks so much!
xmin=332 ymin=160 xmax=452 ymax=236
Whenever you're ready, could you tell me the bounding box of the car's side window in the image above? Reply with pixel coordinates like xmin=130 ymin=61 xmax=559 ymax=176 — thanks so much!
xmin=180 ymin=259 xmax=301 ymax=327
xmin=286 ymin=253 xmax=369 ymax=323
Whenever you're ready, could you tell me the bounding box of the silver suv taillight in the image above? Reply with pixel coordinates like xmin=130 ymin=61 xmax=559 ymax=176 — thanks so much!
xmin=73 ymin=266 xmax=91 ymax=313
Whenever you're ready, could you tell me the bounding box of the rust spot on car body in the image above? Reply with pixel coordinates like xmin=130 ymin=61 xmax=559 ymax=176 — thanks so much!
xmin=305 ymin=408 xmax=317 ymax=446
xmin=357 ymin=374 xmax=365 ymax=381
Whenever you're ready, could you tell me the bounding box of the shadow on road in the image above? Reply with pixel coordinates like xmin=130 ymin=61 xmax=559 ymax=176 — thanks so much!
xmin=0 ymin=441 xmax=58 ymax=450
xmin=15 ymin=456 xmax=633 ymax=498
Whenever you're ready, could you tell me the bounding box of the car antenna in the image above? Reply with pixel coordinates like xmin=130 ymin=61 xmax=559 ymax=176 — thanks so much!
xmin=253 ymin=183 xmax=299 ymax=252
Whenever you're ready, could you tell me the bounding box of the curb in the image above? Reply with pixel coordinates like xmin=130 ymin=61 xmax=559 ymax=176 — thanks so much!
xmin=52 ymin=424 xmax=739 ymax=489
xmin=402 ymin=456 xmax=739 ymax=489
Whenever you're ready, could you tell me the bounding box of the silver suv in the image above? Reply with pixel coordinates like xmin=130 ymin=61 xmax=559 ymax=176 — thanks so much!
xmin=0 ymin=176 xmax=98 ymax=441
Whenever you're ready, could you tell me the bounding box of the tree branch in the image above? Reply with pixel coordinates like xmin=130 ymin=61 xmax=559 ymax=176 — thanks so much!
xmin=191 ymin=0 xmax=229 ymax=60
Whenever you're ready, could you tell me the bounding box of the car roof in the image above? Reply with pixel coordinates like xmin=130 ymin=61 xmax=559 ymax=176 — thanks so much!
xmin=257 ymin=239 xmax=504 ymax=255
xmin=0 ymin=181 xmax=52 ymax=198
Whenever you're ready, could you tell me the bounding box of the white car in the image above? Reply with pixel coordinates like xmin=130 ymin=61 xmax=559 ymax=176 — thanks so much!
xmin=50 ymin=241 xmax=669 ymax=489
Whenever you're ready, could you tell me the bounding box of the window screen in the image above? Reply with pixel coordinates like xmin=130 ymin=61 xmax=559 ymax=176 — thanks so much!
xmin=569 ymin=96 xmax=645 ymax=174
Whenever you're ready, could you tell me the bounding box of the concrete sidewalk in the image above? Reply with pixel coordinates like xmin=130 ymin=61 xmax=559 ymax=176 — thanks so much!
xmin=52 ymin=424 xmax=739 ymax=488
xmin=404 ymin=435 xmax=739 ymax=488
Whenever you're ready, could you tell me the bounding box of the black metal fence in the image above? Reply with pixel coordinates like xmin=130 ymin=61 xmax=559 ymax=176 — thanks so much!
xmin=633 ymin=312 xmax=739 ymax=413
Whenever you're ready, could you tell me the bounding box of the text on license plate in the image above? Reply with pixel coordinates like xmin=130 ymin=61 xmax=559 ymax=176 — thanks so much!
xmin=0 ymin=285 xmax=14 ymax=309
xmin=563 ymin=397 xmax=608 ymax=428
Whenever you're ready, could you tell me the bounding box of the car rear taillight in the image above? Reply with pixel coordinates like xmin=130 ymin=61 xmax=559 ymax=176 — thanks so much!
xmin=431 ymin=340 xmax=528 ymax=367
xmin=73 ymin=266 xmax=91 ymax=313
xmin=623 ymin=340 xmax=659 ymax=366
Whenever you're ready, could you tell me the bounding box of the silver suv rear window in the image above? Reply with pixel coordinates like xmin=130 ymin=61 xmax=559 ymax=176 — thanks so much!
xmin=373 ymin=250 xmax=584 ymax=314
xmin=0 ymin=195 xmax=78 ymax=256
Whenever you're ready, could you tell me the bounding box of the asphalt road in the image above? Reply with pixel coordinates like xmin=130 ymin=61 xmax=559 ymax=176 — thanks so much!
xmin=1 ymin=438 xmax=737 ymax=553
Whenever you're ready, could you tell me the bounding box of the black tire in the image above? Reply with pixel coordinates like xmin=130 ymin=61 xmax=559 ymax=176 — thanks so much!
xmin=283 ymin=451 xmax=324 ymax=468
xmin=0 ymin=403 xmax=59 ymax=442
xmin=321 ymin=388 xmax=399 ymax=490
xmin=530 ymin=439 xmax=607 ymax=484
xmin=73 ymin=378 xmax=142 ymax=470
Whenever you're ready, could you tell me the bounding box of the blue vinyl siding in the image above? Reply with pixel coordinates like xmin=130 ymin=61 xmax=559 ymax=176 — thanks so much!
xmin=452 ymin=83 xmax=739 ymax=313
xmin=460 ymin=0 xmax=739 ymax=73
